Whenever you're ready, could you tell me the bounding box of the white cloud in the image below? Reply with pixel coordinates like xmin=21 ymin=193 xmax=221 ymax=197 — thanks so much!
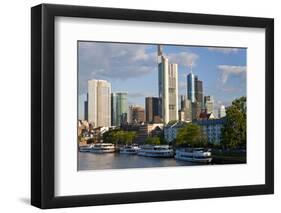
xmin=208 ymin=47 xmax=240 ymax=54
xmin=79 ymin=42 xmax=157 ymax=93
xmin=167 ymin=52 xmax=199 ymax=68
xmin=217 ymin=65 xmax=246 ymax=84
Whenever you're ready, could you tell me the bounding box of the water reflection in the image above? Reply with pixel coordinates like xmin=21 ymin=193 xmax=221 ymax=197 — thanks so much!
xmin=78 ymin=152 xmax=198 ymax=170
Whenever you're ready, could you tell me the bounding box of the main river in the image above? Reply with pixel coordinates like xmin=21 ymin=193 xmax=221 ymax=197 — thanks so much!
xmin=78 ymin=152 xmax=199 ymax=170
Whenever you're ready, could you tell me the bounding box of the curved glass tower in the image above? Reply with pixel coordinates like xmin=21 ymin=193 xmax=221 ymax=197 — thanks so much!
xmin=187 ymin=72 xmax=195 ymax=103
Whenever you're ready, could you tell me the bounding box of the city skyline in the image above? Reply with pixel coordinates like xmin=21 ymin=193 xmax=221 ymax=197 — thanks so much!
xmin=79 ymin=41 xmax=246 ymax=119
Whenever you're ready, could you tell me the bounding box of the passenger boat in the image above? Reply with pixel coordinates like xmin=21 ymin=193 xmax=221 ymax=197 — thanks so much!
xmin=138 ymin=145 xmax=174 ymax=158
xmin=119 ymin=145 xmax=140 ymax=154
xmin=90 ymin=143 xmax=115 ymax=153
xmin=175 ymin=148 xmax=212 ymax=163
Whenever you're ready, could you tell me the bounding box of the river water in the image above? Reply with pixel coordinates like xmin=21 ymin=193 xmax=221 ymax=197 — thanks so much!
xmin=78 ymin=152 xmax=199 ymax=170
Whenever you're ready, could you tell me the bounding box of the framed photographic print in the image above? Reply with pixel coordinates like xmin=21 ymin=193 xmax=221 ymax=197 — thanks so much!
xmin=31 ymin=3 xmax=274 ymax=209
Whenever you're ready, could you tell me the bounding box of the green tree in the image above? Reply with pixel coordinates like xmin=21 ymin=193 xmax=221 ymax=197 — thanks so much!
xmin=145 ymin=136 xmax=161 ymax=145
xmin=221 ymin=97 xmax=246 ymax=149
xmin=123 ymin=131 xmax=137 ymax=145
xmin=176 ymin=123 xmax=207 ymax=147
xmin=103 ymin=130 xmax=137 ymax=145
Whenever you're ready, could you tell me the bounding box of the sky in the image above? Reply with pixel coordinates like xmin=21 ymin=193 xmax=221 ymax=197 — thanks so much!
xmin=78 ymin=41 xmax=247 ymax=119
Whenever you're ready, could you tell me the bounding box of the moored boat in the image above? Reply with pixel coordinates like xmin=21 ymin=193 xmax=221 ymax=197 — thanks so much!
xmin=119 ymin=145 xmax=140 ymax=154
xmin=90 ymin=143 xmax=115 ymax=153
xmin=175 ymin=148 xmax=212 ymax=163
xmin=138 ymin=145 xmax=174 ymax=158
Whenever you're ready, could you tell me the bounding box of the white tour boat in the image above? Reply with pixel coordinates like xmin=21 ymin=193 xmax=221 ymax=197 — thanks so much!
xmin=90 ymin=143 xmax=115 ymax=153
xmin=119 ymin=145 xmax=140 ymax=154
xmin=138 ymin=145 xmax=174 ymax=158
xmin=175 ymin=148 xmax=212 ymax=163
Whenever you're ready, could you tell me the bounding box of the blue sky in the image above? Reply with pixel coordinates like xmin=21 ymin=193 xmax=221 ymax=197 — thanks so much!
xmin=78 ymin=41 xmax=246 ymax=119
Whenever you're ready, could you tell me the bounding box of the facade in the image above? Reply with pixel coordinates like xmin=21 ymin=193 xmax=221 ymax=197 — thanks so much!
xmin=111 ymin=92 xmax=128 ymax=126
xmin=164 ymin=121 xmax=189 ymax=143
xmin=196 ymin=118 xmax=226 ymax=144
xmin=84 ymin=93 xmax=88 ymax=121
xmin=192 ymin=101 xmax=202 ymax=121
xmin=195 ymin=76 xmax=203 ymax=109
xmin=145 ymin=97 xmax=160 ymax=123
xmin=180 ymin=95 xmax=192 ymax=121
xmin=158 ymin=45 xmax=178 ymax=123
xmin=204 ymin=96 xmax=214 ymax=114
xmin=187 ymin=72 xmax=196 ymax=103
xmin=128 ymin=105 xmax=145 ymax=124
xmin=136 ymin=123 xmax=164 ymax=144
xmin=158 ymin=45 xmax=169 ymax=123
xmin=218 ymin=105 xmax=226 ymax=118
xmin=168 ymin=63 xmax=179 ymax=121
xmin=88 ymin=79 xmax=111 ymax=127
xmin=178 ymin=110 xmax=185 ymax=122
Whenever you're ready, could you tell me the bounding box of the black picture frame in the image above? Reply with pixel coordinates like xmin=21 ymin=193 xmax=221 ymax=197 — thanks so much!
xmin=31 ymin=3 xmax=274 ymax=209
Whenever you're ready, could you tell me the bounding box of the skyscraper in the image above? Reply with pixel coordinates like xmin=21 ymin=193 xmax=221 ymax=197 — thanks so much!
xmin=204 ymin=96 xmax=214 ymax=114
xmin=88 ymin=79 xmax=111 ymax=127
xmin=195 ymin=76 xmax=203 ymax=109
xmin=187 ymin=72 xmax=196 ymax=103
xmin=111 ymin=92 xmax=128 ymax=126
xmin=158 ymin=45 xmax=178 ymax=123
xmin=180 ymin=95 xmax=192 ymax=121
xmin=145 ymin=97 xmax=160 ymax=123
xmin=168 ymin=63 xmax=178 ymax=121
xmin=218 ymin=105 xmax=226 ymax=118
xmin=158 ymin=45 xmax=169 ymax=123
xmin=192 ymin=101 xmax=201 ymax=121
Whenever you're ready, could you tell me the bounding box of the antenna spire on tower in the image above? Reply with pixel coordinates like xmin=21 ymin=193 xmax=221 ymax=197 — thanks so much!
xmin=158 ymin=44 xmax=163 ymax=56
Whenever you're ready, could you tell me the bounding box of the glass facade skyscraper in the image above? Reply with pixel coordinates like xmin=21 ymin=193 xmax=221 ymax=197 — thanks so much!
xmin=111 ymin=92 xmax=128 ymax=126
xmin=187 ymin=72 xmax=196 ymax=103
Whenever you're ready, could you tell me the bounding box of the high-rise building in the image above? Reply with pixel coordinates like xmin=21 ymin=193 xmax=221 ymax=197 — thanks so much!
xmin=84 ymin=93 xmax=88 ymax=121
xmin=158 ymin=45 xmax=169 ymax=123
xmin=180 ymin=95 xmax=192 ymax=121
xmin=192 ymin=101 xmax=201 ymax=121
xmin=88 ymin=79 xmax=111 ymax=127
xmin=168 ymin=63 xmax=178 ymax=121
xmin=128 ymin=105 xmax=145 ymax=124
xmin=187 ymin=72 xmax=196 ymax=103
xmin=218 ymin=105 xmax=226 ymax=118
xmin=145 ymin=97 xmax=160 ymax=123
xmin=195 ymin=76 xmax=203 ymax=109
xmin=158 ymin=45 xmax=178 ymax=123
xmin=204 ymin=96 xmax=214 ymax=114
xmin=111 ymin=92 xmax=128 ymax=126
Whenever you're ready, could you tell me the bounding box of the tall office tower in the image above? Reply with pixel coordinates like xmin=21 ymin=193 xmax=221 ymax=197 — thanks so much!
xmin=128 ymin=105 xmax=145 ymax=124
xmin=145 ymin=97 xmax=160 ymax=123
xmin=88 ymin=79 xmax=111 ymax=127
xmin=111 ymin=92 xmax=128 ymax=126
xmin=84 ymin=93 xmax=88 ymax=121
xmin=168 ymin=63 xmax=179 ymax=121
xmin=218 ymin=105 xmax=226 ymax=118
xmin=195 ymin=76 xmax=203 ymax=109
xmin=192 ymin=101 xmax=201 ymax=120
xmin=204 ymin=96 xmax=214 ymax=114
xmin=187 ymin=72 xmax=196 ymax=103
xmin=180 ymin=95 xmax=192 ymax=121
xmin=158 ymin=45 xmax=169 ymax=123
